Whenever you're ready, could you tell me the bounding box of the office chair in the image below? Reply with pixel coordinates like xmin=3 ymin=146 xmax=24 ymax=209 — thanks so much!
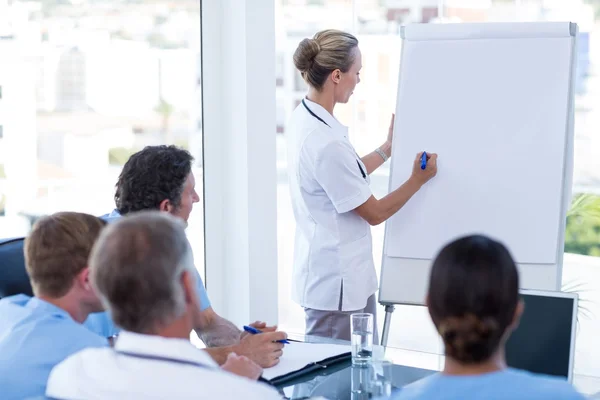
xmin=0 ymin=237 xmax=33 ymax=298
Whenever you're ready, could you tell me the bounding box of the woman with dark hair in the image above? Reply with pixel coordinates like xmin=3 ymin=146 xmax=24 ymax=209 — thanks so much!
xmin=391 ymin=235 xmax=584 ymax=400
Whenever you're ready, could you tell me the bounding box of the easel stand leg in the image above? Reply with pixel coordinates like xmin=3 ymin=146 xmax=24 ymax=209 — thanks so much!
xmin=381 ymin=304 xmax=395 ymax=348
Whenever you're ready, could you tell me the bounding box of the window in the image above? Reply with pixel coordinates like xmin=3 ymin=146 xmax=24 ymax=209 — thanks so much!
xmin=276 ymin=53 xmax=285 ymax=87
xmin=377 ymin=53 xmax=389 ymax=85
xmin=276 ymin=0 xmax=600 ymax=392
xmin=0 ymin=2 xmax=205 ymax=281
xmin=293 ymin=69 xmax=307 ymax=92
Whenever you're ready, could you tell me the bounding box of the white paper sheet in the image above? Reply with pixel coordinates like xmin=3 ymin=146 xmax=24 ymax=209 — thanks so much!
xmin=385 ymin=35 xmax=571 ymax=264
xmin=262 ymin=342 xmax=351 ymax=381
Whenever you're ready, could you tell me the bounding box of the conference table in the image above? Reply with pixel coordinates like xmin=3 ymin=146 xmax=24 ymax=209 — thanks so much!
xmin=273 ymin=334 xmax=437 ymax=400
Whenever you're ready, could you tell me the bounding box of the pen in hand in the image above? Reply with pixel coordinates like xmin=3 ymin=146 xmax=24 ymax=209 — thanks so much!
xmin=243 ymin=325 xmax=290 ymax=344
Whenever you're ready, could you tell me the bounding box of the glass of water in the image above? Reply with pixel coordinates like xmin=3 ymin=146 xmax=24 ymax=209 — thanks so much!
xmin=351 ymin=364 xmax=373 ymax=400
xmin=370 ymin=359 xmax=393 ymax=397
xmin=351 ymin=313 xmax=373 ymax=366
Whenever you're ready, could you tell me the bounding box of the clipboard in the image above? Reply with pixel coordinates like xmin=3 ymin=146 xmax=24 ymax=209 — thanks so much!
xmin=268 ymin=351 xmax=351 ymax=387
xmin=261 ymin=342 xmax=352 ymax=386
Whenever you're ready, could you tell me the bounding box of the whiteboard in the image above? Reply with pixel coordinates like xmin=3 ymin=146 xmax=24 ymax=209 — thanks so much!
xmin=380 ymin=22 xmax=576 ymax=306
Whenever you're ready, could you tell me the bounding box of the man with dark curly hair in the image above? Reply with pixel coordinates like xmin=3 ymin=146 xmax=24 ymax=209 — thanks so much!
xmin=112 ymin=144 xmax=198 ymax=221
xmin=84 ymin=145 xmax=286 ymax=369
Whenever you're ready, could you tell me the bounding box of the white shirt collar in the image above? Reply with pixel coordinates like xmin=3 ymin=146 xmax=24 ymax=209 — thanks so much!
xmin=115 ymin=331 xmax=218 ymax=368
xmin=303 ymin=97 xmax=348 ymax=136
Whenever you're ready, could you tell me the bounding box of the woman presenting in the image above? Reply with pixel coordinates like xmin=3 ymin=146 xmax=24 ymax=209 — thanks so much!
xmin=287 ymin=29 xmax=438 ymax=342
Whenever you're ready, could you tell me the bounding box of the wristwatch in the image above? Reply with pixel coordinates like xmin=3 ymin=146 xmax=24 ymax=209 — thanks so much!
xmin=375 ymin=147 xmax=389 ymax=162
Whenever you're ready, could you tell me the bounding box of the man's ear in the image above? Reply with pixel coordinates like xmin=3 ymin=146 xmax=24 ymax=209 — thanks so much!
xmin=159 ymin=199 xmax=173 ymax=212
xmin=76 ymin=267 xmax=93 ymax=292
xmin=181 ymin=270 xmax=200 ymax=308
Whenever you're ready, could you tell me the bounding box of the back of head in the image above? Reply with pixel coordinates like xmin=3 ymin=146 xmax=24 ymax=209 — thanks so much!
xmin=293 ymin=29 xmax=358 ymax=91
xmin=115 ymin=145 xmax=194 ymax=215
xmin=428 ymin=235 xmax=519 ymax=364
xmin=24 ymin=212 xmax=106 ymax=298
xmin=89 ymin=211 xmax=194 ymax=333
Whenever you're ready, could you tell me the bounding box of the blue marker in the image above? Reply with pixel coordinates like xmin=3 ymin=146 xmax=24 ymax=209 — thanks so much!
xmin=420 ymin=151 xmax=427 ymax=170
xmin=243 ymin=325 xmax=290 ymax=344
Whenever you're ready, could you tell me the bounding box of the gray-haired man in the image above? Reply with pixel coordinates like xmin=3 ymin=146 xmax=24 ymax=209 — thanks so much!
xmin=47 ymin=212 xmax=283 ymax=399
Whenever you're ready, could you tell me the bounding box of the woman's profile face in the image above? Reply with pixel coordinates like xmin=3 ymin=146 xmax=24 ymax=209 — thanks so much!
xmin=334 ymin=46 xmax=362 ymax=104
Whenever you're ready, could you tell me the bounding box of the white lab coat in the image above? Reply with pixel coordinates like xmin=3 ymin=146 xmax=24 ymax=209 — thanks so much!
xmin=46 ymin=331 xmax=283 ymax=400
xmin=286 ymin=98 xmax=378 ymax=312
